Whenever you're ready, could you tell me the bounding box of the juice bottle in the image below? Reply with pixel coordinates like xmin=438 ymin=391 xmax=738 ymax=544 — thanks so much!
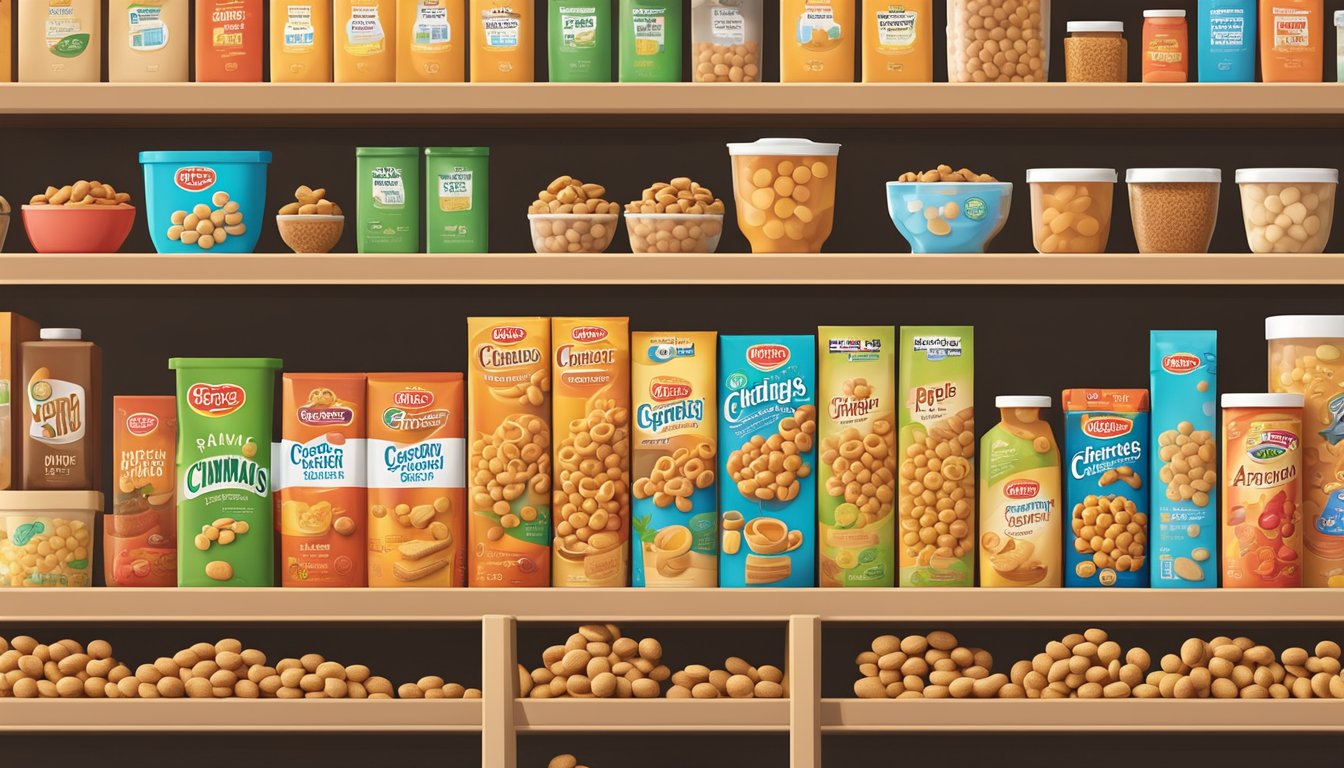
xmin=1260 ymin=0 xmax=1323 ymax=83
xmin=1142 ymin=9 xmax=1189 ymax=83
xmin=862 ymin=0 xmax=931 ymax=82
xmin=22 ymin=329 xmax=102 ymax=491
xmin=397 ymin=0 xmax=464 ymax=81
xmin=780 ymin=0 xmax=854 ymax=82
xmin=1 ymin=0 xmax=12 ymax=82
xmin=618 ymin=0 xmax=681 ymax=82
xmin=979 ymin=396 xmax=1061 ymax=588
xmin=335 ymin=0 xmax=395 ymax=81
xmin=196 ymin=0 xmax=263 ymax=82
xmin=469 ymin=0 xmax=533 ymax=82
xmin=109 ymin=1 xmax=190 ymax=82
xmin=271 ymin=0 xmax=333 ymax=82
xmin=18 ymin=0 xmax=102 ymax=83
xmin=1221 ymin=393 xmax=1305 ymax=588
xmin=549 ymin=0 xmax=612 ymax=82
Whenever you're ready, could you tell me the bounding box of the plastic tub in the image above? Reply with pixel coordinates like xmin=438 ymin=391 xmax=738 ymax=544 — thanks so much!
xmin=1125 ymin=168 xmax=1222 ymax=254
xmin=21 ymin=206 xmax=137 ymax=253
xmin=277 ymin=215 xmax=345 ymax=253
xmin=626 ymin=213 xmax=724 ymax=253
xmin=691 ymin=0 xmax=763 ymax=82
xmin=947 ymin=0 xmax=1050 ymax=82
xmin=140 ymin=151 xmax=271 ymax=254
xmin=886 ymin=182 xmax=1013 ymax=253
xmin=1236 ymin=168 xmax=1338 ymax=254
xmin=529 ymin=213 xmax=620 ymax=253
xmin=727 ymin=138 xmax=840 ymax=254
xmin=1026 ymin=168 xmax=1117 ymax=253
xmin=1064 ymin=21 xmax=1126 ymax=82
xmin=0 ymin=491 xmax=102 ymax=587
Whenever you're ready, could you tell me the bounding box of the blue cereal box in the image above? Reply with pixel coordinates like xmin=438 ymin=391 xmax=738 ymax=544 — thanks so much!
xmin=718 ymin=336 xmax=817 ymax=588
xmin=1150 ymin=331 xmax=1219 ymax=588
xmin=1063 ymin=389 xmax=1150 ymax=588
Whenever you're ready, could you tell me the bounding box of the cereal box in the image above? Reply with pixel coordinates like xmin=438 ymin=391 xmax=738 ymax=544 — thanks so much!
xmin=467 ymin=318 xmax=552 ymax=587
xmin=279 ymin=374 xmax=367 ymax=588
xmin=1221 ymin=393 xmax=1304 ymax=588
xmin=1062 ymin=388 xmax=1150 ymax=588
xmin=552 ymin=317 xmax=631 ymax=588
xmin=105 ymin=396 xmax=177 ymax=587
xmin=817 ymin=326 xmax=896 ymax=587
xmin=631 ymin=331 xmax=718 ymax=588
xmin=1150 ymin=330 xmax=1219 ymax=588
xmin=367 ymin=373 xmax=466 ymax=587
xmin=898 ymin=327 xmax=975 ymax=587
xmin=718 ymin=335 xmax=817 ymax=588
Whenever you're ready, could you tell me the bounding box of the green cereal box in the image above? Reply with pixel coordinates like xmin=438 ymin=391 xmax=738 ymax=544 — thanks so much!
xmin=898 ymin=327 xmax=975 ymax=587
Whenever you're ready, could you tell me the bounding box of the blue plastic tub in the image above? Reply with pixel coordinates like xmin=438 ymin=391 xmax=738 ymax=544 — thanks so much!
xmin=886 ymin=182 xmax=1013 ymax=254
xmin=140 ymin=151 xmax=272 ymax=253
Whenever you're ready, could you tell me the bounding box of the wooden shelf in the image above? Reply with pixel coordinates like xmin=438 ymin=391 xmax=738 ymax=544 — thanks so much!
xmin=0 ymin=700 xmax=480 ymax=732
xmin=515 ymin=700 xmax=790 ymax=732
xmin=2 ymin=253 xmax=1339 ymax=286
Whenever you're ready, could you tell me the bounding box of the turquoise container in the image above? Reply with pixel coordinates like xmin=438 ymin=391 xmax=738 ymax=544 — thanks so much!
xmin=1197 ymin=0 xmax=1255 ymax=82
xmin=140 ymin=151 xmax=272 ymax=254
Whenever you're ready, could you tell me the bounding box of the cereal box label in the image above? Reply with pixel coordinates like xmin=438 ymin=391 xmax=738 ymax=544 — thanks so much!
xmin=126 ymin=411 xmax=161 ymax=436
xmin=1162 ymin=352 xmax=1202 ymax=374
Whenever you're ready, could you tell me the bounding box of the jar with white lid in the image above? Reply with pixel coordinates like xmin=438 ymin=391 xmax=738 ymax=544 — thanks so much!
xmin=1236 ymin=168 xmax=1338 ymax=254
xmin=1026 ymin=168 xmax=1118 ymax=253
xmin=727 ymin=138 xmax=841 ymax=253
xmin=1065 ymin=21 xmax=1127 ymax=82
xmin=1125 ymin=168 xmax=1222 ymax=254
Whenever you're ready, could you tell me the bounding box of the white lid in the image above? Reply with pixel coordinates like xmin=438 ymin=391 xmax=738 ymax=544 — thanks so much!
xmin=1126 ymin=168 xmax=1222 ymax=183
xmin=1026 ymin=168 xmax=1118 ymax=184
xmin=1144 ymin=9 xmax=1186 ymax=17
xmin=40 ymin=328 xmax=82 ymax=340
xmin=726 ymin=138 xmax=842 ymax=157
xmin=1235 ymin=168 xmax=1339 ymax=185
xmin=0 ymin=491 xmax=104 ymax=513
xmin=1068 ymin=21 xmax=1124 ymax=33
xmin=997 ymin=396 xmax=1052 ymax=408
xmin=1221 ymin=393 xmax=1305 ymax=409
xmin=1266 ymin=315 xmax=1344 ymax=340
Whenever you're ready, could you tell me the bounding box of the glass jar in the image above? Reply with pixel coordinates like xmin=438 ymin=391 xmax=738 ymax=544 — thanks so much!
xmin=1026 ymin=168 xmax=1117 ymax=253
xmin=1125 ymin=168 xmax=1222 ymax=254
xmin=691 ymin=0 xmax=763 ymax=83
xmin=947 ymin=0 xmax=1050 ymax=82
xmin=1064 ymin=21 xmax=1126 ymax=82
xmin=727 ymin=138 xmax=840 ymax=253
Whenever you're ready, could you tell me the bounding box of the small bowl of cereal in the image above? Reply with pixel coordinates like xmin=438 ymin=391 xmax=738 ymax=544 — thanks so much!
xmin=528 ymin=176 xmax=622 ymax=254
xmin=21 ymin=181 xmax=137 ymax=254
xmin=625 ymin=177 xmax=727 ymax=254
xmin=276 ymin=186 xmax=345 ymax=254
xmin=887 ymin=166 xmax=1013 ymax=254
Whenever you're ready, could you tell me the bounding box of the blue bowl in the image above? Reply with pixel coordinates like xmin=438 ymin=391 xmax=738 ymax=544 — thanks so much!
xmin=140 ymin=151 xmax=272 ymax=254
xmin=886 ymin=182 xmax=1013 ymax=254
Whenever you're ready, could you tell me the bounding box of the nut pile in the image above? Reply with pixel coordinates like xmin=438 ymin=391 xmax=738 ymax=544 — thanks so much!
xmin=277 ymin=185 xmax=343 ymax=216
xmin=1011 ymin=628 xmax=1151 ymax=699
xmin=28 ymin=180 xmax=133 ymax=207
xmin=665 ymin=656 xmax=786 ymax=699
xmin=625 ymin=177 xmax=727 ymax=253
xmin=1069 ymin=495 xmax=1147 ymax=578
xmin=694 ymin=41 xmax=761 ymax=82
xmin=948 ymin=0 xmax=1048 ymax=82
xmin=529 ymin=176 xmax=621 ymax=254
xmin=529 ymin=176 xmax=620 ymax=216
xmin=518 ymin=623 xmax=669 ymax=699
xmin=897 ymin=165 xmax=1000 ymax=183
xmin=625 ymin=177 xmax=726 ymax=215
xmin=853 ymin=631 xmax=1003 ymax=699
xmin=167 ymin=191 xmax=247 ymax=250
xmin=549 ymin=757 xmax=593 ymax=768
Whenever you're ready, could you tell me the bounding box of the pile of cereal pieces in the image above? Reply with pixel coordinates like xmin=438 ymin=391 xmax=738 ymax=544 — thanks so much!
xmin=518 ymin=623 xmax=669 ymax=699
xmin=1150 ymin=637 xmax=1344 ymax=700
xmin=896 ymin=165 xmax=999 ymax=184
xmin=693 ymin=39 xmax=760 ymax=83
xmin=666 ymin=656 xmax=785 ymax=699
xmin=277 ymin=185 xmax=343 ymax=216
xmin=529 ymin=176 xmax=621 ymax=216
xmin=167 ymin=191 xmax=247 ymax=250
xmin=853 ymin=632 xmax=1003 ymax=699
xmin=549 ymin=756 xmax=592 ymax=768
xmin=625 ymin=177 xmax=726 ymax=215
xmin=28 ymin=180 xmax=133 ymax=207
xmin=1008 ymin=628 xmax=1152 ymax=699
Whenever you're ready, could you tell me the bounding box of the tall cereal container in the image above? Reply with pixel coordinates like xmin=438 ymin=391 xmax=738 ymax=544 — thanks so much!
xmin=397 ymin=0 xmax=464 ymax=81
xmin=18 ymin=0 xmax=102 ymax=82
xmin=271 ymin=0 xmax=333 ymax=82
xmin=335 ymin=0 xmax=395 ymax=81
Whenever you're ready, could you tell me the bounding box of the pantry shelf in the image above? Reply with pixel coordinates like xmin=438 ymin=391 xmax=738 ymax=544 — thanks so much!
xmin=0 ymin=699 xmax=481 ymax=732
xmin=515 ymin=700 xmax=790 ymax=732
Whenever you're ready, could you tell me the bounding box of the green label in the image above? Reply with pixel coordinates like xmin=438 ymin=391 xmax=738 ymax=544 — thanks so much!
xmin=52 ymin=34 xmax=91 ymax=58
xmin=964 ymin=197 xmax=988 ymax=221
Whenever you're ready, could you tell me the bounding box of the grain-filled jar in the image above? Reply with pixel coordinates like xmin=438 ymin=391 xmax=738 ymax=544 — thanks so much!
xmin=1235 ymin=168 xmax=1338 ymax=254
xmin=947 ymin=0 xmax=1050 ymax=83
xmin=691 ymin=0 xmax=763 ymax=83
xmin=727 ymin=138 xmax=840 ymax=254
xmin=1126 ymin=168 xmax=1222 ymax=254
xmin=1142 ymin=9 xmax=1188 ymax=82
xmin=1026 ymin=168 xmax=1117 ymax=253
xmin=1064 ymin=21 xmax=1126 ymax=82
xmin=1220 ymin=393 xmax=1304 ymax=588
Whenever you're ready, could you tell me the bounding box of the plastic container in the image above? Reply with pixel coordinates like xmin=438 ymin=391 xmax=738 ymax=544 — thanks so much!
xmin=0 ymin=491 xmax=101 ymax=587
xmin=626 ymin=213 xmax=725 ymax=253
xmin=1221 ymin=392 xmax=1305 ymax=588
xmin=980 ymin=396 xmax=1061 ymax=588
xmin=947 ymin=0 xmax=1049 ymax=82
xmin=1260 ymin=0 xmax=1323 ymax=83
xmin=1236 ymin=168 xmax=1338 ymax=254
xmin=271 ymin=0 xmax=333 ymax=82
xmin=1142 ymin=9 xmax=1188 ymax=82
xmin=861 ymin=0 xmax=931 ymax=82
xmin=728 ymin=138 xmax=840 ymax=254
xmin=619 ymin=0 xmax=682 ymax=82
xmin=692 ymin=0 xmax=762 ymax=83
xmin=1026 ymin=168 xmax=1117 ymax=253
xmin=425 ymin=146 xmax=489 ymax=253
xmin=470 ymin=0 xmax=533 ymax=81
xmin=1197 ymin=0 xmax=1255 ymax=82
xmin=276 ymin=215 xmax=344 ymax=252
xmin=1064 ymin=21 xmax=1126 ymax=82
xmin=1125 ymin=168 xmax=1222 ymax=254
xmin=21 ymin=206 xmax=137 ymax=253
xmin=196 ymin=0 xmax=263 ymax=82
xmin=108 ymin=1 xmax=189 ymax=82
xmin=18 ymin=0 xmax=101 ymax=83
xmin=781 ymin=0 xmax=854 ymax=82
xmin=357 ymin=147 xmax=420 ymax=253
xmin=887 ymin=182 xmax=1013 ymax=254
xmin=140 ymin=150 xmax=272 ymax=254
xmin=528 ymin=213 xmax=620 ymax=253
xmin=549 ymin=0 xmax=612 ymax=82
xmin=398 ymin=0 xmax=464 ymax=81
xmin=335 ymin=0 xmax=395 ymax=82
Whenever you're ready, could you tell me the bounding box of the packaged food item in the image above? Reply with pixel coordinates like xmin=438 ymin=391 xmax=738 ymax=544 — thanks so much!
xmin=0 ymin=313 xmax=39 ymax=492
xmin=0 ymin=0 xmax=11 ymax=82
xmin=718 ymin=335 xmax=816 ymax=588
xmin=551 ymin=318 xmax=630 ymax=587
xmin=18 ymin=0 xmax=102 ymax=82
xmin=619 ymin=0 xmax=681 ymax=82
xmin=1235 ymin=168 xmax=1337 ymax=255
xmin=728 ymin=138 xmax=840 ymax=254
xmin=1222 ymin=393 xmax=1304 ymax=588
xmin=631 ymin=331 xmax=718 ymax=587
xmin=780 ymin=0 xmax=854 ymax=82
xmin=170 ymin=357 xmax=282 ymax=587
xmin=398 ymin=0 xmax=463 ymax=81
xmin=1197 ymin=0 xmax=1255 ymax=82
xmin=425 ymin=147 xmax=489 ymax=253
xmin=271 ymin=0 xmax=333 ymax=82
xmin=947 ymin=0 xmax=1049 ymax=82
xmin=196 ymin=0 xmax=263 ymax=82
xmin=1062 ymin=389 xmax=1150 ymax=588
xmin=817 ymin=326 xmax=895 ymax=587
xmin=979 ymin=396 xmax=1061 ymax=588
xmin=335 ymin=0 xmax=395 ymax=81
xmin=1142 ymin=10 xmax=1189 ymax=82
xmin=1149 ymin=330 xmax=1218 ymax=589
xmin=276 ymin=184 xmax=345 ymax=254
xmin=1266 ymin=316 xmax=1344 ymax=587
xmin=0 ymin=491 xmax=101 ymax=587
xmin=108 ymin=1 xmax=189 ymax=82
xmin=1026 ymin=168 xmax=1116 ymax=254
xmin=862 ymin=0 xmax=931 ymax=82
xmin=467 ymin=318 xmax=552 ymax=586
xmin=691 ymin=0 xmax=762 ymax=83
xmin=106 ymin=396 xmax=177 ymax=587
xmin=527 ymin=175 xmax=621 ymax=254
xmin=887 ymin=167 xmax=1013 ymax=255
xmin=356 ymin=147 xmax=420 ymax=253
xmin=549 ymin=0 xmax=612 ymax=82
xmin=140 ymin=150 xmax=272 ymax=254
xmin=22 ymin=329 xmax=101 ymax=491
xmin=1126 ymin=168 xmax=1221 ymax=255
xmin=897 ymin=327 xmax=974 ymax=587
xmin=367 ymin=373 xmax=466 ymax=587
xmin=470 ymin=0 xmax=533 ymax=82
xmin=1064 ymin=21 xmax=1126 ymax=82
xmin=1260 ymin=0 xmax=1323 ymax=83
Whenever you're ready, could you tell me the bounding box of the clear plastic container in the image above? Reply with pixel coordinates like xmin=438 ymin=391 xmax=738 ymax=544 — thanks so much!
xmin=529 ymin=213 xmax=620 ymax=253
xmin=1064 ymin=21 xmax=1126 ymax=82
xmin=626 ymin=213 xmax=724 ymax=253
xmin=947 ymin=0 xmax=1049 ymax=82
xmin=0 ymin=491 xmax=102 ymax=587
xmin=1125 ymin=168 xmax=1222 ymax=254
xmin=1236 ymin=168 xmax=1338 ymax=254
xmin=691 ymin=0 xmax=762 ymax=83
xmin=727 ymin=138 xmax=840 ymax=254
xmin=1026 ymin=168 xmax=1117 ymax=253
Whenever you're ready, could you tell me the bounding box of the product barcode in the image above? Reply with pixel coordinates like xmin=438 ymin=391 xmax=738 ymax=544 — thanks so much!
xmin=136 ymin=28 xmax=166 ymax=47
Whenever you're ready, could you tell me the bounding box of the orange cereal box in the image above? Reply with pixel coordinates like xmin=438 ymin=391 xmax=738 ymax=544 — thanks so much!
xmin=468 ymin=317 xmax=552 ymax=587
xmin=105 ymin=396 xmax=177 ymax=587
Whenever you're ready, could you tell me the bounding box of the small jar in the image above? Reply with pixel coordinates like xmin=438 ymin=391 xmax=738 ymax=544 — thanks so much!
xmin=1065 ymin=22 xmax=1127 ymax=82
xmin=1142 ymin=9 xmax=1189 ymax=82
xmin=1126 ymin=168 xmax=1222 ymax=254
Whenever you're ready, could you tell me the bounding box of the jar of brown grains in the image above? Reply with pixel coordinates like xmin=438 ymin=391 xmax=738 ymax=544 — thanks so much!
xmin=1065 ymin=21 xmax=1128 ymax=82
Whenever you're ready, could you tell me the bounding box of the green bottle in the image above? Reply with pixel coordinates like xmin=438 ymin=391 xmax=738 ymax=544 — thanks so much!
xmin=619 ymin=0 xmax=681 ymax=82
xmin=424 ymin=147 xmax=489 ymax=253
xmin=548 ymin=1 xmax=612 ymax=82
xmin=356 ymin=147 xmax=420 ymax=253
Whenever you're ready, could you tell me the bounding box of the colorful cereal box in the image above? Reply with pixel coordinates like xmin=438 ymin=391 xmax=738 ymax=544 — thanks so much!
xmin=631 ymin=331 xmax=718 ymax=587
xmin=105 ymin=396 xmax=177 ymax=587
xmin=1221 ymin=393 xmax=1304 ymax=588
xmin=1063 ymin=388 xmax=1150 ymax=588
xmin=718 ymin=335 xmax=817 ymax=588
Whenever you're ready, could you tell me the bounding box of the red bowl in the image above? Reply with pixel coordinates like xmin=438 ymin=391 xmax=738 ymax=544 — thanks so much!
xmin=22 ymin=205 xmax=136 ymax=253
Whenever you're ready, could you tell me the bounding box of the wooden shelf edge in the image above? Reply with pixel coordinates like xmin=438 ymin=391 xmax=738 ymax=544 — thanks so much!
xmin=515 ymin=699 xmax=790 ymax=732
xmin=0 ymin=699 xmax=482 ymax=732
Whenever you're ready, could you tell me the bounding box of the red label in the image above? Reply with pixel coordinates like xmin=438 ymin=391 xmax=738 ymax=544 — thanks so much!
xmin=1004 ymin=480 xmax=1040 ymax=499
xmin=126 ymin=412 xmax=160 ymax=436
xmin=746 ymin=344 xmax=790 ymax=371
xmin=175 ymin=166 xmax=217 ymax=192
xmin=1162 ymin=353 xmax=1201 ymax=375
xmin=491 ymin=326 xmax=527 ymax=344
xmin=650 ymin=377 xmax=692 ymax=402
xmin=187 ymin=383 xmax=246 ymax=417
xmin=571 ymin=326 xmax=608 ymax=343
xmin=1083 ymin=416 xmax=1133 ymax=439
xmin=393 ymin=389 xmax=434 ymax=408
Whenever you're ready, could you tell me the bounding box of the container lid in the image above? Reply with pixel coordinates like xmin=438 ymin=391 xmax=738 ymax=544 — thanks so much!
xmin=1235 ymin=168 xmax=1339 ymax=185
xmin=726 ymin=138 xmax=841 ymax=157
xmin=1126 ymin=168 xmax=1222 ymax=183
xmin=40 ymin=328 xmax=82 ymax=340
xmin=139 ymin=151 xmax=272 ymax=164
xmin=1026 ymin=168 xmax=1118 ymax=183
xmin=169 ymin=358 xmax=284 ymax=370
xmin=0 ymin=491 xmax=104 ymax=513
xmin=1221 ymin=393 xmax=1305 ymax=409
xmin=1266 ymin=315 xmax=1344 ymax=340
xmin=425 ymin=147 xmax=490 ymax=156
xmin=1143 ymin=9 xmax=1186 ymax=17
xmin=356 ymin=147 xmax=420 ymax=157
xmin=996 ymin=396 xmax=1052 ymax=408
xmin=1068 ymin=21 xmax=1124 ymax=33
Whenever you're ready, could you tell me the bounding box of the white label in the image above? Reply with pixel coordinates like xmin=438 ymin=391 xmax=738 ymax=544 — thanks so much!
xmin=45 ymin=4 xmax=82 ymax=49
xmin=438 ymin=170 xmax=474 ymax=211
xmin=282 ymin=437 xmax=366 ymax=489
xmin=284 ymin=4 xmax=316 ymax=50
xmin=632 ymin=9 xmax=665 ymax=53
xmin=797 ymin=4 xmax=840 ymax=45
xmin=346 ymin=4 xmax=387 ymax=52
xmin=1272 ymin=8 xmax=1311 ymax=48
xmin=127 ymin=4 xmax=169 ymax=52
xmin=413 ymin=2 xmax=451 ymax=48
xmin=28 ymin=378 xmax=85 ymax=445
xmin=368 ymin=437 xmax=466 ymax=489
xmin=371 ymin=166 xmax=405 ymax=208
xmin=710 ymin=7 xmax=745 ymax=45
xmin=875 ymin=10 xmax=917 ymax=49
xmin=559 ymin=6 xmax=598 ymax=49
xmin=482 ymin=11 xmax=521 ymax=48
